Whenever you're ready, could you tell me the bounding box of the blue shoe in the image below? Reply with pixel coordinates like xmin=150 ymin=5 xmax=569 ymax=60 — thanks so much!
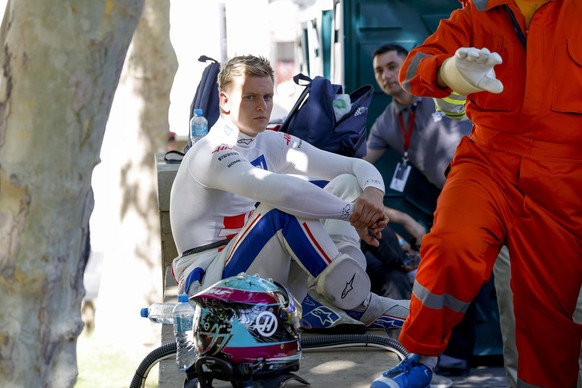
xmin=348 ymin=293 xmax=409 ymax=330
xmin=300 ymin=291 xmax=366 ymax=331
xmin=370 ymin=354 xmax=433 ymax=388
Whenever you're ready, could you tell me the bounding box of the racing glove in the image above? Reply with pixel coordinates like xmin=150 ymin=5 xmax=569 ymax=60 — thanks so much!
xmin=439 ymin=47 xmax=504 ymax=95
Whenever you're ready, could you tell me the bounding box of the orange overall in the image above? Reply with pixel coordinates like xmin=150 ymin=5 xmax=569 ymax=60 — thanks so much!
xmin=399 ymin=0 xmax=582 ymax=386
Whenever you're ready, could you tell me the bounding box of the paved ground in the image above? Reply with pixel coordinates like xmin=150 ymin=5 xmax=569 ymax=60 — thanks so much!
xmin=447 ymin=365 xmax=508 ymax=388
xmin=155 ymin=269 xmax=509 ymax=388
xmin=282 ymin=347 xmax=507 ymax=388
xmin=157 ymin=327 xmax=508 ymax=387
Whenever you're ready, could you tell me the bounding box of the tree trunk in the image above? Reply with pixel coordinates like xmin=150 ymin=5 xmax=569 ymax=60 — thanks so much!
xmin=0 ymin=1 xmax=144 ymax=387
xmin=86 ymin=0 xmax=178 ymax=363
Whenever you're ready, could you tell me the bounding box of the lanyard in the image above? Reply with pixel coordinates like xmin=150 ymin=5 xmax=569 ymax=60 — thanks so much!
xmin=504 ymin=4 xmax=526 ymax=49
xmin=397 ymin=104 xmax=417 ymax=164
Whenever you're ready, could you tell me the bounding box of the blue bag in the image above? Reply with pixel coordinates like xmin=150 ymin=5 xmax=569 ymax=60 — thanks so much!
xmin=279 ymin=73 xmax=374 ymax=158
xmin=188 ymin=55 xmax=221 ymax=148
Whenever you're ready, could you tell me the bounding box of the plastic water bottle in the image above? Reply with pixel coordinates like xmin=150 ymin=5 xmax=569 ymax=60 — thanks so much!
xmin=173 ymin=293 xmax=196 ymax=370
xmin=140 ymin=302 xmax=175 ymax=324
xmin=190 ymin=108 xmax=209 ymax=145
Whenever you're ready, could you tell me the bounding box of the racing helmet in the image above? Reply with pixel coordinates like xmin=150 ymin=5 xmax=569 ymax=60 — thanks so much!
xmin=191 ymin=273 xmax=303 ymax=380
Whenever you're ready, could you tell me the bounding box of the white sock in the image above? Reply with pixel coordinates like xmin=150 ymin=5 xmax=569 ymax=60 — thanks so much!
xmin=414 ymin=354 xmax=438 ymax=370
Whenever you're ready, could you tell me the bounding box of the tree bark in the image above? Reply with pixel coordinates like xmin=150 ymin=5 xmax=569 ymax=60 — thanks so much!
xmin=86 ymin=0 xmax=178 ymax=363
xmin=0 ymin=1 xmax=144 ymax=387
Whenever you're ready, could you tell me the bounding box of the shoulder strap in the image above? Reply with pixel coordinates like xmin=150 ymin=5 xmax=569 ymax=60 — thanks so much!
xmin=278 ymin=73 xmax=313 ymax=133
xmin=164 ymin=150 xmax=184 ymax=164
xmin=189 ymin=55 xmax=221 ymax=126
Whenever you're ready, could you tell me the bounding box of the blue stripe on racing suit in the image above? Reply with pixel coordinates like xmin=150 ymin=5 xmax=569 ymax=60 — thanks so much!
xmin=223 ymin=208 xmax=331 ymax=278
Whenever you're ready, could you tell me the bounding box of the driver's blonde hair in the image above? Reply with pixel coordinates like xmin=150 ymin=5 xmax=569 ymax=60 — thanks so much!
xmin=217 ymin=55 xmax=274 ymax=93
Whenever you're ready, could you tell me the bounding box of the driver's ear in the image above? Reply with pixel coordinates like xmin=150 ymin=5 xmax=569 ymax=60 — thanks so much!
xmin=219 ymin=91 xmax=230 ymax=114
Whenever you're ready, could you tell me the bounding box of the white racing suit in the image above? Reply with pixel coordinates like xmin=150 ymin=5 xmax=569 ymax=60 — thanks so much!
xmin=170 ymin=117 xmax=409 ymax=329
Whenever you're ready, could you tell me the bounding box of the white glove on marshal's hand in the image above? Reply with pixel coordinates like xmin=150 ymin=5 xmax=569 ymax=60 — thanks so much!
xmin=439 ymin=47 xmax=504 ymax=95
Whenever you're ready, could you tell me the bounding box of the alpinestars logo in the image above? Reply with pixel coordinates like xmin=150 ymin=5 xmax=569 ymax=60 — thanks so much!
xmin=353 ymin=106 xmax=368 ymax=117
xmin=341 ymin=273 xmax=356 ymax=299
xmin=370 ymin=316 xmax=404 ymax=329
xmin=307 ymin=308 xmax=337 ymax=327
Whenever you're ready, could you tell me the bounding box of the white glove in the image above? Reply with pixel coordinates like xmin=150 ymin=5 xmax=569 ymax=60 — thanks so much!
xmin=439 ymin=47 xmax=504 ymax=95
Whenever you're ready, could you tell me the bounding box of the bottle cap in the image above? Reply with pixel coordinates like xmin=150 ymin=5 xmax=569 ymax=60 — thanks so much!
xmin=194 ymin=108 xmax=204 ymax=116
xmin=178 ymin=294 xmax=189 ymax=303
xmin=140 ymin=308 xmax=149 ymax=318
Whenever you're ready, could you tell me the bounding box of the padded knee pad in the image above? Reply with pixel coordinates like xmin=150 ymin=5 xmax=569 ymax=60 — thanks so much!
xmin=336 ymin=242 xmax=366 ymax=269
xmin=315 ymin=254 xmax=371 ymax=310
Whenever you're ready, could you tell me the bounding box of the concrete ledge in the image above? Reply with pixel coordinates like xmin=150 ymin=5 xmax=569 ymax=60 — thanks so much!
xmin=156 ymin=152 xmax=180 ymax=292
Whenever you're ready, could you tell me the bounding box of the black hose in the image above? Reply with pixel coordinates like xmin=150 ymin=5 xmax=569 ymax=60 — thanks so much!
xmin=301 ymin=333 xmax=409 ymax=360
xmin=130 ymin=333 xmax=408 ymax=388
xmin=129 ymin=342 xmax=177 ymax=388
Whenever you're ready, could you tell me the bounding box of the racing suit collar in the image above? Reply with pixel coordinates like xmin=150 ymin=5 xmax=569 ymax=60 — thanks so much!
xmin=236 ymin=131 xmax=256 ymax=148
xmin=216 ymin=117 xmax=257 ymax=149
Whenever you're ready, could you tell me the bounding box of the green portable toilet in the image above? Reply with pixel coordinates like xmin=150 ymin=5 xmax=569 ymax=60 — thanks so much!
xmin=336 ymin=0 xmax=504 ymax=358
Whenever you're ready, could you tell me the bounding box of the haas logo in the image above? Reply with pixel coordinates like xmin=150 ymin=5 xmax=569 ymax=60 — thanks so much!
xmin=255 ymin=311 xmax=278 ymax=337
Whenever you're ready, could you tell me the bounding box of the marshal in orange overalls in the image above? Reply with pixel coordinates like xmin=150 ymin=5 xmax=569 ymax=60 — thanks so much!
xmin=398 ymin=1 xmax=582 ymax=386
